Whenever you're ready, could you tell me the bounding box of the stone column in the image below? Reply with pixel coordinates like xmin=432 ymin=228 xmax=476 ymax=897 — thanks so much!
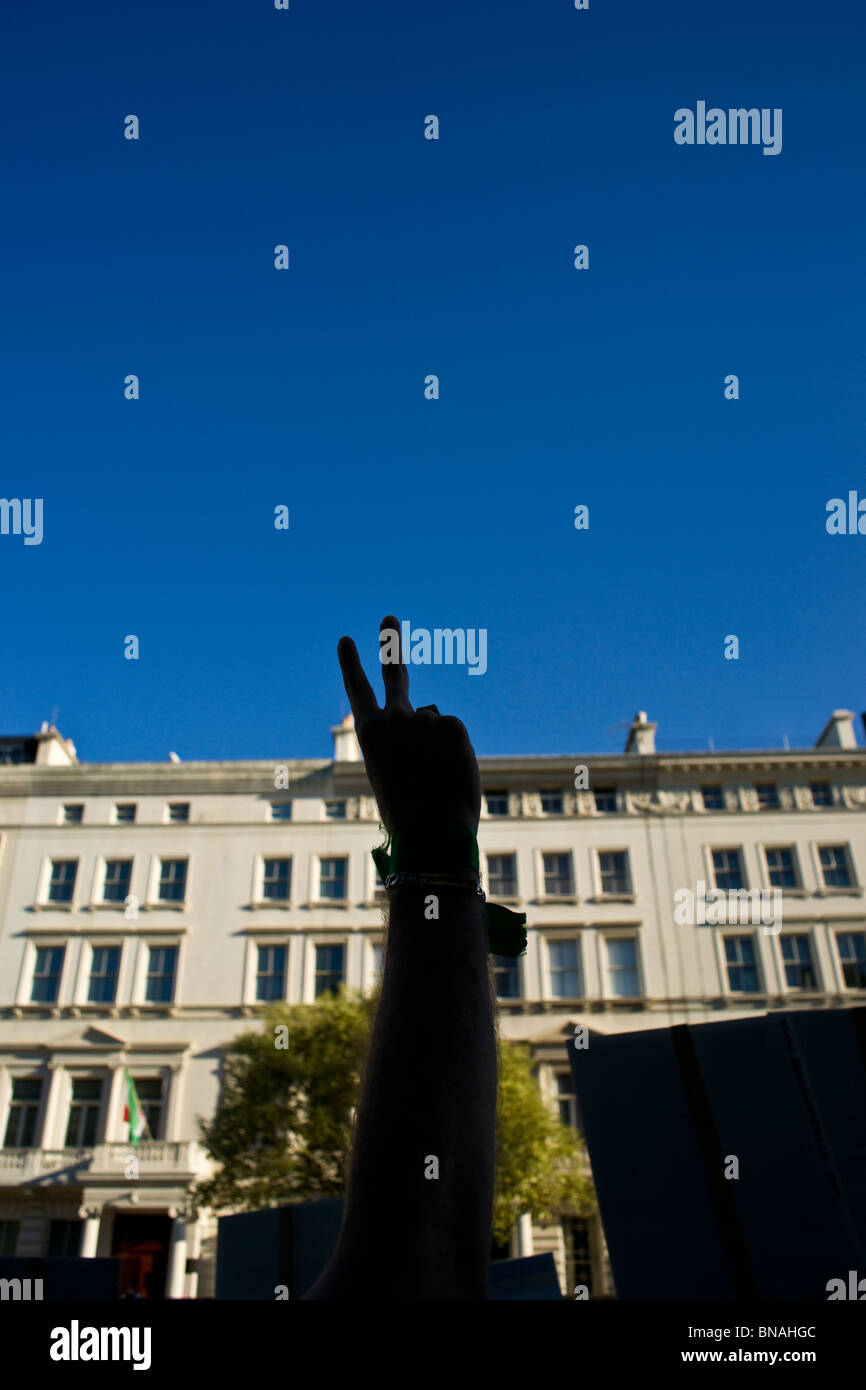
xmin=185 ymin=1216 xmax=201 ymax=1300
xmin=164 ymin=1059 xmax=186 ymax=1141
xmin=106 ymin=1057 xmax=127 ymax=1143
xmin=42 ymin=1062 xmax=67 ymax=1149
xmin=165 ymin=1206 xmax=189 ymax=1298
xmin=78 ymin=1205 xmax=102 ymax=1258
xmin=516 ymin=1212 xmax=534 ymax=1257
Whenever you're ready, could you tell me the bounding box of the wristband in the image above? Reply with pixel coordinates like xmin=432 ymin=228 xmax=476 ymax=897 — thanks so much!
xmin=371 ymin=821 xmax=527 ymax=959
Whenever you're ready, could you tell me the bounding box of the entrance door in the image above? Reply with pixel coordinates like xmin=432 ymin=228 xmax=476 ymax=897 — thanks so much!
xmin=111 ymin=1213 xmax=172 ymax=1299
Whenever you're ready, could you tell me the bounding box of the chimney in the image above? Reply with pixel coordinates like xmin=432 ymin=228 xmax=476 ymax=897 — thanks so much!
xmin=34 ymin=725 xmax=78 ymax=766
xmin=331 ymin=712 xmax=362 ymax=762
xmin=625 ymin=710 xmax=656 ymax=755
xmin=815 ymin=710 xmax=857 ymax=750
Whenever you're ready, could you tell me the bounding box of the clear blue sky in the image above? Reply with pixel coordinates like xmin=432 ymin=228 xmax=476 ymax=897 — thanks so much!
xmin=2 ymin=0 xmax=864 ymax=762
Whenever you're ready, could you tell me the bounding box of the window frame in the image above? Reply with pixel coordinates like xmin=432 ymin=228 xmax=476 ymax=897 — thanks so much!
xmin=812 ymin=842 xmax=857 ymax=893
xmin=720 ymin=932 xmax=763 ymax=995
xmin=254 ymin=942 xmax=288 ymax=1002
xmin=537 ymin=849 xmax=576 ymax=901
xmin=706 ymin=845 xmax=747 ymax=894
xmin=3 ymin=1075 xmax=45 ymax=1149
xmin=314 ymin=855 xmax=349 ymax=905
xmin=834 ymin=930 xmax=866 ymax=990
xmin=594 ymin=847 xmax=634 ymax=899
xmin=778 ymin=931 xmax=821 ymax=992
xmin=140 ymin=941 xmax=181 ymax=1006
xmin=546 ymin=936 xmax=582 ymax=1000
xmin=255 ymin=854 xmax=293 ymax=906
xmin=483 ymin=851 xmax=519 ymax=900
xmin=601 ymin=932 xmax=642 ymax=1000
xmin=29 ymin=943 xmax=67 ymax=1004
xmin=311 ymin=940 xmax=347 ymax=999
xmin=147 ymin=855 xmax=190 ymax=909
xmin=761 ymin=843 xmax=802 ymax=892
xmin=86 ymin=943 xmax=122 ymax=1005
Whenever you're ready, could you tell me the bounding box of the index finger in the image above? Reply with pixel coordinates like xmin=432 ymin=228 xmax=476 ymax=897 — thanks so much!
xmin=337 ymin=636 xmax=379 ymax=728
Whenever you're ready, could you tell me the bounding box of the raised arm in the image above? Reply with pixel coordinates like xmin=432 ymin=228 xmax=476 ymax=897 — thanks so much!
xmin=304 ymin=615 xmax=497 ymax=1300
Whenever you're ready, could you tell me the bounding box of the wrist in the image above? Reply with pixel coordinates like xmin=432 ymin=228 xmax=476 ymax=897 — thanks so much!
xmin=383 ymin=819 xmax=480 ymax=877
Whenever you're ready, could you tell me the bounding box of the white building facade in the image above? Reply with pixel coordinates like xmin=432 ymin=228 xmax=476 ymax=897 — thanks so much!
xmin=1 ymin=709 xmax=865 ymax=1297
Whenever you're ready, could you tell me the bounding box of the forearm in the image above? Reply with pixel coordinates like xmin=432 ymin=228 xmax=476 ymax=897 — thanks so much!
xmin=309 ymin=883 xmax=497 ymax=1299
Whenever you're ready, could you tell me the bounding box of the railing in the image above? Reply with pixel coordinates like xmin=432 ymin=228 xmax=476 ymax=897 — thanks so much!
xmin=0 ymin=1141 xmax=199 ymax=1182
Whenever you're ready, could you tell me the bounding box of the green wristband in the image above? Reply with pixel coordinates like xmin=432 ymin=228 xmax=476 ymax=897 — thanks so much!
xmin=371 ymin=820 xmax=527 ymax=959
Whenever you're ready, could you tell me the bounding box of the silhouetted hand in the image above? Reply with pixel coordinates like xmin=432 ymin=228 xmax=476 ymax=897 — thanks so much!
xmin=337 ymin=614 xmax=481 ymax=838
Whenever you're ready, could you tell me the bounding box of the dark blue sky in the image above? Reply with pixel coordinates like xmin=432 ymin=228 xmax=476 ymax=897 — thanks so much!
xmin=2 ymin=0 xmax=864 ymax=761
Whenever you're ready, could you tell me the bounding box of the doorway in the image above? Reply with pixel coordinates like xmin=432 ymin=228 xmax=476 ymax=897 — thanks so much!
xmin=111 ymin=1213 xmax=172 ymax=1299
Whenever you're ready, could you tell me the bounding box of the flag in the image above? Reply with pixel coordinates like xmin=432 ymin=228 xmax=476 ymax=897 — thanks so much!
xmin=123 ymin=1069 xmax=148 ymax=1145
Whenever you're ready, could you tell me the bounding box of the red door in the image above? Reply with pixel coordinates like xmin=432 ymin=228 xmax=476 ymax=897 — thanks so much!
xmin=111 ymin=1213 xmax=172 ymax=1299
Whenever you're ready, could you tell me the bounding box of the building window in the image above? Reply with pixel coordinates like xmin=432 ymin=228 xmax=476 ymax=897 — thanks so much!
xmin=701 ymin=785 xmax=724 ymax=811
xmin=764 ymin=847 xmax=798 ymax=890
xmin=372 ymin=865 xmax=387 ymax=900
xmin=809 ymin=783 xmax=833 ymax=807
xmin=605 ymin=937 xmax=640 ymax=997
xmin=269 ymin=801 xmax=292 ymax=821
xmin=63 ymin=804 xmax=84 ymax=824
xmin=47 ymin=1219 xmax=82 ymax=1258
xmin=168 ymin=802 xmax=190 ymax=823
xmin=324 ymin=800 xmax=347 ymax=820
xmin=564 ymin=1217 xmax=595 ymax=1297
xmin=0 ymin=1220 xmax=20 ymax=1256
xmin=542 ymin=853 xmax=573 ymax=897
xmin=492 ymin=954 xmax=522 ymax=999
xmin=485 ymin=791 xmax=508 ymax=817
xmin=781 ymin=935 xmax=819 ymax=990
xmin=319 ymin=858 xmax=347 ymax=900
xmin=540 ymin=790 xmax=564 ymax=815
xmin=549 ymin=939 xmax=581 ymax=997
xmin=31 ymin=946 xmax=65 ymax=1003
xmin=87 ymin=946 xmax=120 ymax=1004
xmin=3 ymin=1078 xmax=42 ymax=1147
xmin=755 ymin=783 xmax=779 ymax=810
xmin=594 ymin=788 xmax=617 ymax=814
xmin=598 ymin=850 xmax=631 ymax=896
xmin=314 ymin=944 xmax=345 ymax=997
xmin=262 ymin=858 xmax=292 ymax=901
xmin=711 ymin=849 xmax=744 ymax=892
xmin=818 ymin=845 xmax=853 ymax=889
xmin=370 ymin=941 xmax=384 ymax=984
xmin=133 ymin=1078 xmax=164 ymax=1140
xmin=103 ymin=859 xmax=132 ymax=903
xmin=157 ymin=859 xmax=188 ymax=903
xmin=486 ymin=853 xmax=518 ymax=898
xmin=256 ymin=945 xmax=286 ymax=1001
xmin=555 ymin=1072 xmax=579 ymax=1129
xmin=47 ymin=860 xmax=77 ymax=904
xmin=724 ymin=936 xmax=760 ymax=993
xmin=145 ymin=945 xmax=178 ymax=1003
xmin=836 ymin=932 xmax=866 ymax=988
xmin=115 ymin=804 xmax=136 ymax=823
xmin=64 ymin=1078 xmax=102 ymax=1147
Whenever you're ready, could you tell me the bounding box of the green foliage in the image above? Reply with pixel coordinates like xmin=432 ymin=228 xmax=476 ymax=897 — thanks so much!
xmin=192 ymin=991 xmax=376 ymax=1214
xmin=193 ymin=991 xmax=596 ymax=1246
xmin=493 ymin=1039 xmax=596 ymax=1244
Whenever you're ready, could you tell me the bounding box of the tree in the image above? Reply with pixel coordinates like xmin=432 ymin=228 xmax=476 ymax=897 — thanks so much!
xmin=192 ymin=992 xmax=376 ymax=1214
xmin=193 ymin=991 xmax=596 ymax=1245
xmin=493 ymin=1039 xmax=595 ymax=1244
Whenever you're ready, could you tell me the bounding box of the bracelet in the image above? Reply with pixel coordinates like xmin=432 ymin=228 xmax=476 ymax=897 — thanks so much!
xmin=384 ymin=870 xmax=484 ymax=895
xmin=372 ymin=821 xmax=527 ymax=959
